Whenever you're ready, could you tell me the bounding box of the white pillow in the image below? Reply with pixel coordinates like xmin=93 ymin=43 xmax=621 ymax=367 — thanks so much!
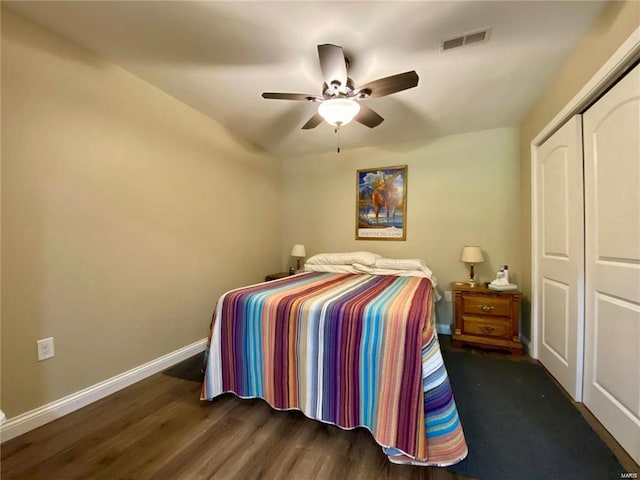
xmin=305 ymin=251 xmax=381 ymax=266
xmin=304 ymin=264 xmax=361 ymax=274
xmin=353 ymin=263 xmax=437 ymax=286
xmin=375 ymin=258 xmax=427 ymax=270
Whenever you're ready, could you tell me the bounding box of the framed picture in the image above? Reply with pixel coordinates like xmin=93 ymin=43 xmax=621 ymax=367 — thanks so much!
xmin=356 ymin=165 xmax=407 ymax=240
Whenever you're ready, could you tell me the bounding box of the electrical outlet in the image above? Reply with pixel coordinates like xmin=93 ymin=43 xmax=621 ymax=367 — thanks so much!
xmin=37 ymin=337 xmax=55 ymax=361
xmin=444 ymin=290 xmax=453 ymax=302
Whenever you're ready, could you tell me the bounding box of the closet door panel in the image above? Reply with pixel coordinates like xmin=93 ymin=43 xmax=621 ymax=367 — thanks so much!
xmin=542 ymin=279 xmax=569 ymax=360
xmin=583 ymin=62 xmax=640 ymax=465
xmin=593 ymin=296 xmax=639 ymax=414
xmin=535 ymin=115 xmax=584 ymax=401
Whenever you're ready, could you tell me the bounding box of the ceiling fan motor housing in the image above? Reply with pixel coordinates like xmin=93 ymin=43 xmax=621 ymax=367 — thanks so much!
xmin=323 ymin=78 xmax=355 ymax=98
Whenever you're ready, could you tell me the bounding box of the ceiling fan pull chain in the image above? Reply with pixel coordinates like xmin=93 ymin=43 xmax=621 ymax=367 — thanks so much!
xmin=335 ymin=124 xmax=341 ymax=153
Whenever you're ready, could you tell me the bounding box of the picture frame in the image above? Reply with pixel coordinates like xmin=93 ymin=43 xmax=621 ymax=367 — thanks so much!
xmin=356 ymin=165 xmax=407 ymax=241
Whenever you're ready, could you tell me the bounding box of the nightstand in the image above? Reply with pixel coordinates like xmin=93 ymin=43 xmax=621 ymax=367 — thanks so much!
xmin=264 ymin=272 xmax=291 ymax=282
xmin=451 ymin=283 xmax=523 ymax=354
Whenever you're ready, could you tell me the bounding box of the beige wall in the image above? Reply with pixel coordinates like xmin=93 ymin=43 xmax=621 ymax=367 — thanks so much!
xmin=281 ymin=127 xmax=521 ymax=329
xmin=519 ymin=0 xmax=640 ymax=340
xmin=0 ymin=8 xmax=282 ymax=418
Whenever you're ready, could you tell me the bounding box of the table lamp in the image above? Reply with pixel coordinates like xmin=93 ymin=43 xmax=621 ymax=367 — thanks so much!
xmin=461 ymin=245 xmax=484 ymax=287
xmin=291 ymin=244 xmax=306 ymax=273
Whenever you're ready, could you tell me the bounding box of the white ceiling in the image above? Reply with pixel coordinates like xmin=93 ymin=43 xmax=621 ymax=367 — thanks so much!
xmin=7 ymin=1 xmax=607 ymax=157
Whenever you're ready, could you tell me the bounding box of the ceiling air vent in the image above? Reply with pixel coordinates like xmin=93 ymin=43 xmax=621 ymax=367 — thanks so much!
xmin=442 ymin=28 xmax=491 ymax=51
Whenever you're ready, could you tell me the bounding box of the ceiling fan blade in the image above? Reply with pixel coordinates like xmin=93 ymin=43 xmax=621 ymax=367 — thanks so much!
xmin=302 ymin=113 xmax=324 ymax=130
xmin=354 ymin=71 xmax=419 ymax=98
xmin=262 ymin=92 xmax=322 ymax=102
xmin=354 ymin=105 xmax=384 ymax=128
xmin=318 ymin=44 xmax=347 ymax=90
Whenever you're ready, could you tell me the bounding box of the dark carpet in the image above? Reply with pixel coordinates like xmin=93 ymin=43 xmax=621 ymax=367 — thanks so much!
xmin=442 ymin=349 xmax=625 ymax=480
xmin=163 ymin=352 xmax=205 ymax=383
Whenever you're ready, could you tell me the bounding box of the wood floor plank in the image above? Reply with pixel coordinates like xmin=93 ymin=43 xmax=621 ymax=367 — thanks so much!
xmin=0 ymin=374 xmax=174 ymax=468
xmin=4 ymin=379 xmax=202 ymax=479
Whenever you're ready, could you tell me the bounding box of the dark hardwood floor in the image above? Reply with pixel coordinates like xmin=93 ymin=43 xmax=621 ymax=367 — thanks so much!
xmin=1 ymin=336 xmax=637 ymax=479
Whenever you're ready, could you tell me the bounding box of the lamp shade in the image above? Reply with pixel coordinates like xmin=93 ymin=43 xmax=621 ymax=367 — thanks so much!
xmin=318 ymin=98 xmax=360 ymax=126
xmin=291 ymin=244 xmax=306 ymax=257
xmin=461 ymin=246 xmax=484 ymax=263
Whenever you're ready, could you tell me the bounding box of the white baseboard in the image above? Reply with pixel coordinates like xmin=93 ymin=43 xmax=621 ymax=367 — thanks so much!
xmin=436 ymin=323 xmax=452 ymax=335
xmin=520 ymin=334 xmax=531 ymax=355
xmin=0 ymin=338 xmax=207 ymax=443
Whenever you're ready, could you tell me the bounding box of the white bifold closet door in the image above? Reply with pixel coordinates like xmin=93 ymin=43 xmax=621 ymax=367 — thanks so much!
xmin=535 ymin=115 xmax=585 ymax=401
xmin=582 ymin=63 xmax=640 ymax=465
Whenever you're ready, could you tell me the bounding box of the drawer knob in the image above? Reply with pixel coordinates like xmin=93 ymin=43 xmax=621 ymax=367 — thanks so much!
xmin=480 ymin=304 xmax=495 ymax=312
xmin=479 ymin=326 xmax=495 ymax=334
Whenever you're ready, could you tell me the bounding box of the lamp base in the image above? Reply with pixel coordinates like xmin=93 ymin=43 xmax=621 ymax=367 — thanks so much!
xmin=467 ymin=279 xmax=477 ymax=288
xmin=467 ymin=264 xmax=477 ymax=287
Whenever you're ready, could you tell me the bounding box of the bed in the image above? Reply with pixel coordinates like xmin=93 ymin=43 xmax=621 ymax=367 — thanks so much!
xmin=201 ymin=254 xmax=468 ymax=466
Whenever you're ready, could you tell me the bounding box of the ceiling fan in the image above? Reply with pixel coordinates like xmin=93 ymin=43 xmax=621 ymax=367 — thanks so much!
xmin=262 ymin=44 xmax=419 ymax=130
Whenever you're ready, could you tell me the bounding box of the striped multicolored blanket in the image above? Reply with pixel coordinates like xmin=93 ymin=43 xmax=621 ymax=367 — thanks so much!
xmin=201 ymin=272 xmax=467 ymax=466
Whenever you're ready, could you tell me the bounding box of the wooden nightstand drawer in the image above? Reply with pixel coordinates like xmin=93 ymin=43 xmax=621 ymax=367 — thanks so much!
xmin=462 ymin=295 xmax=511 ymax=317
xmin=463 ymin=316 xmax=511 ymax=338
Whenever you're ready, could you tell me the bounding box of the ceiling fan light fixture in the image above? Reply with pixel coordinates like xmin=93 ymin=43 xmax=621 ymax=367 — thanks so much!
xmin=318 ymin=98 xmax=360 ymax=126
